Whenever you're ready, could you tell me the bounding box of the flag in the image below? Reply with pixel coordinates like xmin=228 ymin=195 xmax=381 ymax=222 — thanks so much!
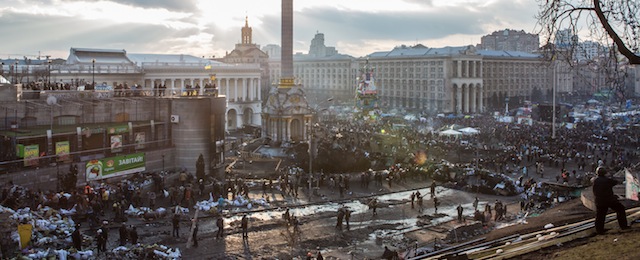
xmin=204 ymin=64 xmax=212 ymax=70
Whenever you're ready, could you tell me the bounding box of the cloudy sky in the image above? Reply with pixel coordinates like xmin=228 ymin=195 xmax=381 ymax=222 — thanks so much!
xmin=0 ymin=0 xmax=541 ymax=60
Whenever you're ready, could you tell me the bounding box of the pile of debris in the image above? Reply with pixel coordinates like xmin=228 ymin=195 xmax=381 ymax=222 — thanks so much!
xmin=194 ymin=194 xmax=270 ymax=213
xmin=0 ymin=205 xmax=93 ymax=259
xmin=109 ymin=243 xmax=181 ymax=259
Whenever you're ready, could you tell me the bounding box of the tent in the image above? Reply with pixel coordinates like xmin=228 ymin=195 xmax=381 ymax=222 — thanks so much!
xmin=458 ymin=127 xmax=480 ymax=135
xmin=439 ymin=129 xmax=463 ymax=136
xmin=0 ymin=75 xmax=9 ymax=84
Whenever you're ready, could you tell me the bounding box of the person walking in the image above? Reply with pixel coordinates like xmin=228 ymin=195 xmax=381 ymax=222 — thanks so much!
xmin=344 ymin=209 xmax=351 ymax=230
xmin=410 ymin=192 xmax=415 ymax=209
xmin=172 ymin=214 xmax=180 ymax=238
xmin=430 ymin=182 xmax=436 ymax=198
xmin=216 ymin=216 xmax=224 ymax=239
xmin=473 ymin=197 xmax=479 ymax=211
xmin=368 ymin=198 xmax=378 ymax=216
xmin=71 ymin=224 xmax=82 ymax=250
xmin=593 ymin=167 xmax=630 ymax=234
xmin=336 ymin=208 xmax=345 ymax=230
xmin=191 ymin=219 xmax=199 ymax=247
xmin=241 ymin=214 xmax=249 ymax=239
xmin=129 ymin=226 xmax=138 ymax=244
xmin=96 ymin=229 xmax=106 ymax=254
xmin=457 ymin=204 xmax=464 ymax=223
xmin=118 ymin=223 xmax=128 ymax=246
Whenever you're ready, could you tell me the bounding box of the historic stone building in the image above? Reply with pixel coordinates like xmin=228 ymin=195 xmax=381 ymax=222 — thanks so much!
xmin=220 ymin=17 xmax=271 ymax=107
xmin=267 ymin=43 xmax=573 ymax=115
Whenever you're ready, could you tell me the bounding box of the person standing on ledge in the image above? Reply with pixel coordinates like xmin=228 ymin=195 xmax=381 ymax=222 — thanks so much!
xmin=593 ymin=167 xmax=630 ymax=235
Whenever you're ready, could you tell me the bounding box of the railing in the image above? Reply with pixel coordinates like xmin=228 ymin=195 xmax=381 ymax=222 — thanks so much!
xmin=18 ymin=88 xmax=219 ymax=100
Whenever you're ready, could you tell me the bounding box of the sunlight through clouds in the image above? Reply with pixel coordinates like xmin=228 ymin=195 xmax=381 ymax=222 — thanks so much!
xmin=0 ymin=0 xmax=540 ymax=58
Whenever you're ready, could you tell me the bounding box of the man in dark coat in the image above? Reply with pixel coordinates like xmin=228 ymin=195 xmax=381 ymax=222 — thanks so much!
xmin=96 ymin=229 xmax=106 ymax=254
xmin=241 ymin=214 xmax=249 ymax=239
xmin=118 ymin=223 xmax=128 ymax=245
xmin=216 ymin=216 xmax=224 ymax=238
xmin=172 ymin=214 xmax=180 ymax=238
xmin=191 ymin=220 xmax=198 ymax=247
xmin=129 ymin=226 xmax=138 ymax=244
xmin=71 ymin=224 xmax=82 ymax=250
xmin=593 ymin=167 xmax=630 ymax=234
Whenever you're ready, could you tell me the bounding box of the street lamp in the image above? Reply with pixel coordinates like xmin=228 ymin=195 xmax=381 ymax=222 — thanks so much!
xmin=47 ymin=60 xmax=52 ymax=87
xmin=91 ymin=59 xmax=96 ymax=89
xmin=14 ymin=61 xmax=19 ymax=84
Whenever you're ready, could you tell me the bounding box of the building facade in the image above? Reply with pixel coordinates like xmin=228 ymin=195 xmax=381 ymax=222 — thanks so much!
xmin=4 ymin=48 xmax=262 ymax=131
xmin=478 ymin=29 xmax=540 ymax=53
xmin=268 ymin=44 xmax=569 ymax=115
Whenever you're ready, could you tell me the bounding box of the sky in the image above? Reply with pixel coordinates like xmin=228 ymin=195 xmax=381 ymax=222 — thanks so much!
xmin=0 ymin=0 xmax=541 ymax=60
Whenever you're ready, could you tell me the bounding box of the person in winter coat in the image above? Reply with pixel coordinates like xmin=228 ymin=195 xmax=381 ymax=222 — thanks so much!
xmin=593 ymin=167 xmax=630 ymax=234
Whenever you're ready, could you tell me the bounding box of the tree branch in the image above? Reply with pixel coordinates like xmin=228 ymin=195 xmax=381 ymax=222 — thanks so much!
xmin=593 ymin=0 xmax=640 ymax=64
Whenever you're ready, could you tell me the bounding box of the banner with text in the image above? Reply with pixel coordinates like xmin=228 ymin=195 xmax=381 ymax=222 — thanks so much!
xmin=86 ymin=152 xmax=145 ymax=181
xmin=56 ymin=141 xmax=70 ymax=162
xmin=24 ymin=144 xmax=39 ymax=167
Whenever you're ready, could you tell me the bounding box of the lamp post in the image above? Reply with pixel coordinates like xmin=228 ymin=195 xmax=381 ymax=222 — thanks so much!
xmin=91 ymin=59 xmax=96 ymax=88
xmin=47 ymin=60 xmax=52 ymax=87
xmin=14 ymin=61 xmax=19 ymax=84
xmin=162 ymin=154 xmax=165 ymax=172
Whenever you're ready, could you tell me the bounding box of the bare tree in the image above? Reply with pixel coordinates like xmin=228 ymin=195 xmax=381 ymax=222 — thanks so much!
xmin=536 ymin=0 xmax=640 ymax=64
xmin=537 ymin=0 xmax=638 ymax=102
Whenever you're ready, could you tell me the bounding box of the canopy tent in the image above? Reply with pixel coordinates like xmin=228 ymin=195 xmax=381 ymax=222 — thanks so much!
xmin=439 ymin=129 xmax=463 ymax=136
xmin=458 ymin=127 xmax=480 ymax=135
xmin=0 ymin=75 xmax=9 ymax=84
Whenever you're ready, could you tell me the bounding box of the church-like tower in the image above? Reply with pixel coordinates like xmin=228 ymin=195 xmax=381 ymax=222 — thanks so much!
xmin=262 ymin=0 xmax=313 ymax=144
xmin=241 ymin=16 xmax=252 ymax=45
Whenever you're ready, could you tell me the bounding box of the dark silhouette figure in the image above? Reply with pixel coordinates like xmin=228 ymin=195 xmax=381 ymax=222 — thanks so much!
xmin=593 ymin=167 xmax=630 ymax=234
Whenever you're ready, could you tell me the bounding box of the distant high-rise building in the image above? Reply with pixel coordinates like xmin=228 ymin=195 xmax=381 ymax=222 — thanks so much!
xmin=554 ymin=29 xmax=579 ymax=49
xmin=478 ymin=29 xmax=539 ymax=53
xmin=262 ymin=44 xmax=281 ymax=60
xmin=308 ymin=32 xmax=338 ymax=58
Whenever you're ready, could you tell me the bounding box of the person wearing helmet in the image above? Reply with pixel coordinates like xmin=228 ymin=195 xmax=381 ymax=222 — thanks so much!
xmin=593 ymin=166 xmax=630 ymax=234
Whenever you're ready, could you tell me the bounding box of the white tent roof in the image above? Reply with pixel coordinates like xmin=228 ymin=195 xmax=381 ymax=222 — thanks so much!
xmin=0 ymin=75 xmax=9 ymax=84
xmin=459 ymin=127 xmax=480 ymax=134
xmin=439 ymin=129 xmax=463 ymax=136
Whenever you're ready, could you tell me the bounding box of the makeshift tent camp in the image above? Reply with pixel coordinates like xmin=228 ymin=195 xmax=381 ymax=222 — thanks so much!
xmin=458 ymin=127 xmax=480 ymax=135
xmin=439 ymin=129 xmax=463 ymax=136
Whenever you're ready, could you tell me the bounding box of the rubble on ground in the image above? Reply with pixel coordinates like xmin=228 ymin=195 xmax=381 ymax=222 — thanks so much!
xmin=109 ymin=243 xmax=181 ymax=259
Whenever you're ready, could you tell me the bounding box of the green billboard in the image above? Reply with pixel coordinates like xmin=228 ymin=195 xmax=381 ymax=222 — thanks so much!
xmin=86 ymin=152 xmax=146 ymax=181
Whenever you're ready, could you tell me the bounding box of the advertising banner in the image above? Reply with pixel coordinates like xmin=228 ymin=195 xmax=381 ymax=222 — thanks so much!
xmin=86 ymin=152 xmax=145 ymax=181
xmin=108 ymin=125 xmax=129 ymax=134
xmin=135 ymin=132 xmax=146 ymax=149
xmin=23 ymin=144 xmax=39 ymax=166
xmin=56 ymin=141 xmax=70 ymax=162
xmin=110 ymin=134 xmax=123 ymax=153
xmin=625 ymin=169 xmax=639 ymax=201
